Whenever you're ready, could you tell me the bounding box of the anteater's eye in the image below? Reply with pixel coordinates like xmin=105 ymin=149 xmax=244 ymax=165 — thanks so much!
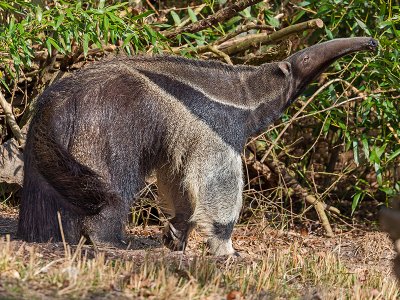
xmin=302 ymin=55 xmax=310 ymax=63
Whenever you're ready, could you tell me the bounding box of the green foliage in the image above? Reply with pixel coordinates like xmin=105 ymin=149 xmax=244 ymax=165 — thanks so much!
xmin=0 ymin=0 xmax=398 ymax=215
xmin=287 ymin=0 xmax=399 ymax=212
xmin=0 ymin=0 xmax=166 ymax=90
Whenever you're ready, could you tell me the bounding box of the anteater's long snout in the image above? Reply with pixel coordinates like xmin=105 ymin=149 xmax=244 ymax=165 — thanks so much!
xmin=326 ymin=37 xmax=379 ymax=55
xmin=284 ymin=37 xmax=378 ymax=102
xmin=286 ymin=37 xmax=379 ymax=66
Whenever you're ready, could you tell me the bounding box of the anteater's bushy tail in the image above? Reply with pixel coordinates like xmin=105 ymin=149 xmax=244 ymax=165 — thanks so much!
xmin=17 ymin=120 xmax=114 ymax=242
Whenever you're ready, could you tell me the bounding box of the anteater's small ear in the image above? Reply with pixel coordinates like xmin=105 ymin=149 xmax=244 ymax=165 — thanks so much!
xmin=278 ymin=61 xmax=291 ymax=77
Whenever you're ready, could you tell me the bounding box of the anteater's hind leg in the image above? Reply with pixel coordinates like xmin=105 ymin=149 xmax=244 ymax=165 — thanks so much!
xmin=157 ymin=165 xmax=194 ymax=251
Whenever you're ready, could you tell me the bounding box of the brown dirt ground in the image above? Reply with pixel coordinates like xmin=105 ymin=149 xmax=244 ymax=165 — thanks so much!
xmin=0 ymin=204 xmax=395 ymax=275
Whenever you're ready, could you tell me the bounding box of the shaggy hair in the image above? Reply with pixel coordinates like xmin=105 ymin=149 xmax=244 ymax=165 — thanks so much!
xmin=17 ymin=37 xmax=376 ymax=255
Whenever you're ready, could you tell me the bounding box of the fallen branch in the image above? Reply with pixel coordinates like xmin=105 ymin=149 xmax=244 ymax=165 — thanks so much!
xmin=245 ymin=146 xmax=338 ymax=237
xmin=265 ymin=159 xmax=336 ymax=237
xmin=214 ymin=24 xmax=274 ymax=46
xmin=218 ymin=18 xmax=324 ymax=55
xmin=231 ymin=40 xmax=292 ymax=65
xmin=174 ymin=18 xmax=323 ymax=63
xmin=163 ymin=0 xmax=263 ymax=38
xmin=0 ymin=90 xmax=25 ymax=146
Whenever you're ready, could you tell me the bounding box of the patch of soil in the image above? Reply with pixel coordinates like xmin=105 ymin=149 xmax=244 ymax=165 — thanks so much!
xmin=0 ymin=205 xmax=395 ymax=274
xmin=0 ymin=205 xmax=18 ymax=236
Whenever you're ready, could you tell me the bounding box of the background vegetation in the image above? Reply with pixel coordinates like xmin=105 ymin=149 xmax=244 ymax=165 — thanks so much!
xmin=1 ymin=0 xmax=398 ymax=230
xmin=0 ymin=0 xmax=399 ymax=298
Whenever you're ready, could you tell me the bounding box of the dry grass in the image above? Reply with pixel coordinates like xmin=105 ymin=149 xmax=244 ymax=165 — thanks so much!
xmin=0 ymin=218 xmax=399 ymax=299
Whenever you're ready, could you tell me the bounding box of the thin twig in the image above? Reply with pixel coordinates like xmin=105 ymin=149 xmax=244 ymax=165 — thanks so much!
xmin=248 ymin=94 xmax=364 ymax=147
xmin=0 ymin=89 xmax=25 ymax=146
xmin=57 ymin=211 xmax=69 ymax=258
xmin=265 ymin=159 xmax=335 ymax=237
xmin=257 ymin=63 xmax=373 ymax=161
xmin=163 ymin=0 xmax=263 ymax=38
xmin=387 ymin=122 xmax=400 ymax=144
xmin=206 ymin=45 xmax=233 ymax=65
xmin=260 ymin=78 xmax=343 ymax=163
xmin=145 ymin=0 xmax=159 ymax=15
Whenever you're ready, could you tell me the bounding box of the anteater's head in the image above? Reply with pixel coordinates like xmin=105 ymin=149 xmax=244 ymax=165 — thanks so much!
xmin=282 ymin=37 xmax=378 ymax=104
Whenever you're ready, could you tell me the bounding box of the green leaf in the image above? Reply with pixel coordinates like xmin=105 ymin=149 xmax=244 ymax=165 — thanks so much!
xmin=170 ymin=11 xmax=181 ymax=26
xmin=46 ymin=37 xmax=64 ymax=54
xmin=351 ymin=192 xmax=363 ymax=215
xmin=110 ymin=29 xmax=115 ymax=43
xmin=265 ymin=14 xmax=280 ymax=27
xmin=352 ymin=140 xmax=359 ymax=166
xmin=143 ymin=25 xmax=160 ymax=46
xmin=98 ymin=0 xmax=105 ymax=9
xmin=36 ymin=5 xmax=42 ymax=22
xmin=0 ymin=2 xmax=18 ymax=12
xmin=103 ymin=16 xmax=109 ymax=42
xmin=45 ymin=39 xmax=52 ymax=55
xmin=83 ymin=33 xmax=89 ymax=57
xmin=297 ymin=1 xmax=310 ymax=6
xmin=361 ymin=137 xmax=370 ymax=160
xmin=8 ymin=17 xmax=15 ymax=34
xmin=187 ymin=7 xmax=198 ymax=23
xmin=374 ymin=162 xmax=383 ymax=186
xmin=292 ymin=10 xmax=306 ymax=24
xmin=240 ymin=7 xmax=252 ymax=19
xmin=0 ymin=77 xmax=11 ymax=93
xmin=63 ymin=32 xmax=71 ymax=52
xmin=122 ymin=33 xmax=134 ymax=47
xmin=355 ymin=17 xmax=371 ymax=35
xmin=387 ymin=148 xmax=400 ymax=163
xmin=225 ymin=16 xmax=242 ymax=27
xmin=322 ymin=117 xmax=331 ymax=134
xmin=370 ymin=144 xmax=387 ymax=163
xmin=55 ymin=14 xmax=65 ymax=29
xmin=325 ymin=27 xmax=334 ymax=40
xmin=378 ymin=20 xmax=394 ymax=29
xmin=132 ymin=10 xmax=154 ymax=21
xmin=104 ymin=2 xmax=128 ymax=12
xmin=380 ymin=186 xmax=396 ymax=196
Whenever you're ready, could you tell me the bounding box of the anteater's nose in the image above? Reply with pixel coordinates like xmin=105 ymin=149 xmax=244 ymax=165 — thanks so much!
xmin=368 ymin=38 xmax=379 ymax=51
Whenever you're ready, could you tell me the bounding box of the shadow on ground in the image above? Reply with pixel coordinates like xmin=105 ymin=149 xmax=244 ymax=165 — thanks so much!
xmin=0 ymin=213 xmax=18 ymax=237
xmin=0 ymin=206 xmax=163 ymax=251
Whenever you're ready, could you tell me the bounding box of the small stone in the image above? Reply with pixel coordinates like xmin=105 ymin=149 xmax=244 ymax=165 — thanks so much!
xmin=227 ymin=290 xmax=242 ymax=300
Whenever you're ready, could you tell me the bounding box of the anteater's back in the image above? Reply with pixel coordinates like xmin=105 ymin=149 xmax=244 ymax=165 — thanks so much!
xmin=17 ymin=58 xmax=172 ymax=243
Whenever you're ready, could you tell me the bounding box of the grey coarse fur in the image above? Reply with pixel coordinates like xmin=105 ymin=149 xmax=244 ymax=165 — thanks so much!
xmin=17 ymin=37 xmax=377 ymax=255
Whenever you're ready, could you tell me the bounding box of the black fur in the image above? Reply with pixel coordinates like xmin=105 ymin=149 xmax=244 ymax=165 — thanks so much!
xmin=212 ymin=221 xmax=235 ymax=241
xmin=18 ymin=69 xmax=167 ymax=243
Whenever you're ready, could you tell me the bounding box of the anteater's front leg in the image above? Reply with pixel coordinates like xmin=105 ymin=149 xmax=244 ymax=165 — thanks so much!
xmin=188 ymin=146 xmax=243 ymax=256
